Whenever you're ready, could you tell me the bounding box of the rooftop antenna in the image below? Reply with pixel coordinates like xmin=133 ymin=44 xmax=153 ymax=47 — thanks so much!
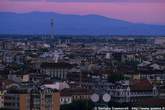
xmin=50 ymin=18 xmax=54 ymax=39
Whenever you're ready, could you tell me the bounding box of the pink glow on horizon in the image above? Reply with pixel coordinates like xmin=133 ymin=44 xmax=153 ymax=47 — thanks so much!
xmin=0 ymin=1 xmax=165 ymax=24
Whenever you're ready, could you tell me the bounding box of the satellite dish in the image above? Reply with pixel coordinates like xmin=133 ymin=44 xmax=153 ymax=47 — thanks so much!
xmin=102 ymin=93 xmax=111 ymax=102
xmin=90 ymin=93 xmax=99 ymax=102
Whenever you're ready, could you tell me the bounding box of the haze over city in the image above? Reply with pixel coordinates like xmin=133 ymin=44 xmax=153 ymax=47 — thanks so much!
xmin=1 ymin=0 xmax=165 ymax=25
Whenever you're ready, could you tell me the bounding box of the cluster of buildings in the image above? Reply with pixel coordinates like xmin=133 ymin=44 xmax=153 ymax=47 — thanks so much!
xmin=0 ymin=36 xmax=165 ymax=109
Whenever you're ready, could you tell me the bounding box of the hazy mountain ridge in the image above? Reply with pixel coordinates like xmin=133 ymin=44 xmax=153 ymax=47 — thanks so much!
xmin=0 ymin=12 xmax=165 ymax=35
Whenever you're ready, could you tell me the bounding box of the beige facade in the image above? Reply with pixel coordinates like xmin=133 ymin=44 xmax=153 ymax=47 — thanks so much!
xmin=4 ymin=90 xmax=60 ymax=110
xmin=19 ymin=92 xmax=60 ymax=110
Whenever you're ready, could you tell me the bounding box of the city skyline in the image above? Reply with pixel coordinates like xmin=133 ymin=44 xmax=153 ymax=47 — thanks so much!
xmin=0 ymin=1 xmax=165 ymax=110
xmin=0 ymin=0 xmax=165 ymax=25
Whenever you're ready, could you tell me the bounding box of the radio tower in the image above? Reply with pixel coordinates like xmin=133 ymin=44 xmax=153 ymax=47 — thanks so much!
xmin=50 ymin=18 xmax=54 ymax=39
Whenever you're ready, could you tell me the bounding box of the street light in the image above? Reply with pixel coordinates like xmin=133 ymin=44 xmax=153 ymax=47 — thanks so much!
xmin=90 ymin=93 xmax=111 ymax=110
xmin=90 ymin=93 xmax=99 ymax=103
xmin=103 ymin=93 xmax=111 ymax=107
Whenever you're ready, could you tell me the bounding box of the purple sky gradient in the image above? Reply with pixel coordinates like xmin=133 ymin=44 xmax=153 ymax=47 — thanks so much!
xmin=0 ymin=0 xmax=165 ymax=25
xmin=5 ymin=0 xmax=165 ymax=2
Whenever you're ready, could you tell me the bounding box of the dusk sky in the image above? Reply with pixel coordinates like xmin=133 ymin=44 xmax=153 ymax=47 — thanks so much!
xmin=0 ymin=0 xmax=165 ymax=25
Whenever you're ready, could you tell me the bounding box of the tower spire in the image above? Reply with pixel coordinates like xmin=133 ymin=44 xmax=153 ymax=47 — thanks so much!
xmin=50 ymin=18 xmax=54 ymax=39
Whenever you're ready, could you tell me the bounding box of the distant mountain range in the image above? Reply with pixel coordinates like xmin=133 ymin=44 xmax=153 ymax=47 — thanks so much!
xmin=0 ymin=12 xmax=165 ymax=35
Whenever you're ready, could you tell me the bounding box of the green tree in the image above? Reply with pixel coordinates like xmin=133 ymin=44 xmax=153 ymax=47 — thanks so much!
xmin=60 ymin=100 xmax=94 ymax=110
xmin=108 ymin=73 xmax=125 ymax=82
